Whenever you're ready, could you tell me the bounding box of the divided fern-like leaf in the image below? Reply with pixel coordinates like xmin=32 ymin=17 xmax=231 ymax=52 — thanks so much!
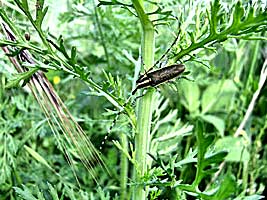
xmin=174 ymin=0 xmax=267 ymax=62
xmin=5 ymin=68 xmax=39 ymax=88
xmin=35 ymin=2 xmax=48 ymax=29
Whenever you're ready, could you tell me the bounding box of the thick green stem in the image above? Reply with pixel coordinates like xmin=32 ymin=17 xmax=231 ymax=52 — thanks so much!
xmin=120 ymin=133 xmax=129 ymax=200
xmin=131 ymin=0 xmax=155 ymax=199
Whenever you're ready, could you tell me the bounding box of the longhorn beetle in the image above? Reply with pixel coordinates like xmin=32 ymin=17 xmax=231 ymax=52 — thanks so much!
xmin=131 ymin=27 xmax=184 ymax=94
xmin=100 ymin=31 xmax=186 ymax=149
xmin=100 ymin=63 xmax=186 ymax=149
xmin=131 ymin=64 xmax=185 ymax=95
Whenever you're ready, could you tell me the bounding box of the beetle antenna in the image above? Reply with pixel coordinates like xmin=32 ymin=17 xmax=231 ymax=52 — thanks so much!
xmin=153 ymin=29 xmax=181 ymax=69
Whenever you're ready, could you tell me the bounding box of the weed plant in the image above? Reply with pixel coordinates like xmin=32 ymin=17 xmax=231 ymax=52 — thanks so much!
xmin=0 ymin=0 xmax=267 ymax=199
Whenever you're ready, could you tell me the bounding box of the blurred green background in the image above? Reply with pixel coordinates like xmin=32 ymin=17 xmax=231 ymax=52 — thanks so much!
xmin=0 ymin=0 xmax=267 ymax=199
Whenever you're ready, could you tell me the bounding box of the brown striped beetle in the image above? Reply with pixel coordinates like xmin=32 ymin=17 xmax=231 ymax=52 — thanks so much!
xmin=132 ymin=64 xmax=185 ymax=95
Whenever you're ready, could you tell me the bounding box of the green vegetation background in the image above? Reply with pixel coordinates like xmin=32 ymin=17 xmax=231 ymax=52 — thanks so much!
xmin=0 ymin=0 xmax=266 ymax=199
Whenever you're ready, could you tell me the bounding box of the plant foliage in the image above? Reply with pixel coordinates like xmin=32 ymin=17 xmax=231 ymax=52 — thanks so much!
xmin=0 ymin=0 xmax=267 ymax=199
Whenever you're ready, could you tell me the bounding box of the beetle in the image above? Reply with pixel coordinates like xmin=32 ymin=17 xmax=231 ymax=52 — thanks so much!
xmin=132 ymin=64 xmax=185 ymax=95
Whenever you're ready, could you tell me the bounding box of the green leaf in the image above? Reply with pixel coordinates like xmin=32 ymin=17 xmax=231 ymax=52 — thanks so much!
xmin=201 ymin=134 xmax=215 ymax=153
xmin=175 ymin=149 xmax=198 ymax=167
xmin=201 ymin=79 xmax=237 ymax=113
xmin=6 ymin=48 xmax=24 ymax=57
xmin=209 ymin=0 xmax=221 ymax=34
xmin=20 ymin=0 xmax=29 ymax=12
xmin=36 ymin=0 xmax=45 ymax=18
xmin=213 ymin=172 xmax=237 ymax=200
xmin=5 ymin=68 xmax=39 ymax=89
xmin=58 ymin=37 xmax=69 ymax=59
xmin=215 ymin=136 xmax=250 ymax=163
xmin=180 ymin=80 xmax=200 ymax=114
xmin=47 ymin=183 xmax=60 ymax=200
xmin=97 ymin=0 xmax=133 ymax=8
xmin=246 ymin=6 xmax=255 ymax=22
xmin=14 ymin=185 xmax=44 ymax=200
xmin=204 ymin=150 xmax=228 ymax=165
xmin=24 ymin=145 xmax=53 ymax=171
xmin=231 ymin=2 xmax=244 ymax=28
xmin=200 ymin=114 xmax=225 ymax=137
xmin=35 ymin=0 xmax=49 ymax=28
xmin=14 ymin=0 xmax=31 ymax=18
xmin=98 ymin=0 xmax=120 ymax=6
xmin=70 ymin=46 xmax=77 ymax=64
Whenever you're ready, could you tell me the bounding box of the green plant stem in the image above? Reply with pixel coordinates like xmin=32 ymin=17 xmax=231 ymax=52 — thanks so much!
xmin=131 ymin=0 xmax=155 ymax=199
xmin=246 ymin=40 xmax=260 ymax=88
xmin=93 ymin=1 xmax=110 ymax=67
xmin=120 ymin=133 xmax=128 ymax=200
xmin=173 ymin=33 xmax=217 ymax=62
xmin=193 ymin=121 xmax=205 ymax=187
